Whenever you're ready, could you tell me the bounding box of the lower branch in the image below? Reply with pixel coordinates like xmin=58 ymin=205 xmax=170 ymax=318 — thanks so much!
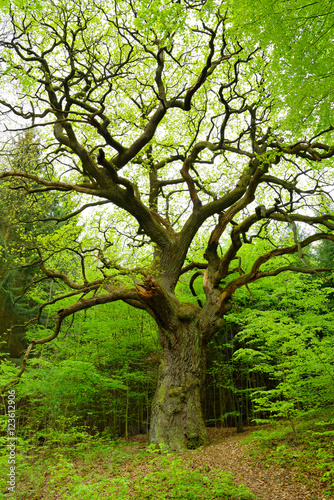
xmin=1 ymin=287 xmax=142 ymax=394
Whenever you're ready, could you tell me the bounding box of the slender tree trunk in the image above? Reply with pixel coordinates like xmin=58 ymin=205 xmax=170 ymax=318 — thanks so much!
xmin=149 ymin=317 xmax=210 ymax=452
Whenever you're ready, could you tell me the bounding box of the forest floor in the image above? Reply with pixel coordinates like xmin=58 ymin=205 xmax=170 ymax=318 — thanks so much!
xmin=125 ymin=426 xmax=330 ymax=500
xmin=11 ymin=423 xmax=333 ymax=499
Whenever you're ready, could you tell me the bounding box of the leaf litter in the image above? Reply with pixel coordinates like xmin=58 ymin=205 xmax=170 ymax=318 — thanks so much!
xmin=124 ymin=426 xmax=330 ymax=500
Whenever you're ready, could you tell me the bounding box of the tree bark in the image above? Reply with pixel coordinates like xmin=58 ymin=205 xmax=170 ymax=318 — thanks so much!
xmin=149 ymin=310 xmax=210 ymax=452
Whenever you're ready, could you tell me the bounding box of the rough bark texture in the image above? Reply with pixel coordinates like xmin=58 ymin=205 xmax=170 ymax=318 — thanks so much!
xmin=149 ymin=312 xmax=209 ymax=452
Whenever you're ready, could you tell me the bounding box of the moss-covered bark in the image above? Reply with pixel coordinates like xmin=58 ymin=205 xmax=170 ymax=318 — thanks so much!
xmin=149 ymin=310 xmax=210 ymax=452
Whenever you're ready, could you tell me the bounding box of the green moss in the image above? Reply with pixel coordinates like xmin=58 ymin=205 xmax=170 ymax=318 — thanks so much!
xmin=168 ymin=387 xmax=183 ymax=397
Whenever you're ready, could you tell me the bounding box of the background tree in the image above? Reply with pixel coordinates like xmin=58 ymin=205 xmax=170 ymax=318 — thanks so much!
xmin=0 ymin=131 xmax=76 ymax=358
xmin=0 ymin=132 xmax=39 ymax=357
xmin=1 ymin=0 xmax=334 ymax=452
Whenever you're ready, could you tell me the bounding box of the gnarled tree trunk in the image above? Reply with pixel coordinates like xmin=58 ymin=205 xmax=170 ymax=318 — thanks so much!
xmin=149 ymin=308 xmax=209 ymax=452
xmin=134 ymin=275 xmax=226 ymax=452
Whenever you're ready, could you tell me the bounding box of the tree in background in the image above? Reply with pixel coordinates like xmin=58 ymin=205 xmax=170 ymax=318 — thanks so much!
xmin=0 ymin=131 xmax=74 ymax=357
xmin=0 ymin=132 xmax=47 ymax=357
xmin=1 ymin=0 xmax=334 ymax=452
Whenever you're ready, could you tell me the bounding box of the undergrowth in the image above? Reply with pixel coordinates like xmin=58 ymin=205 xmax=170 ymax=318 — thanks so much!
xmin=1 ymin=436 xmax=256 ymax=499
xmin=245 ymin=411 xmax=334 ymax=497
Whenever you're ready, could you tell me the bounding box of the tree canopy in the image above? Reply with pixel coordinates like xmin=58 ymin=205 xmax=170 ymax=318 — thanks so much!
xmin=1 ymin=0 xmax=334 ymax=451
xmin=230 ymin=0 xmax=334 ymax=132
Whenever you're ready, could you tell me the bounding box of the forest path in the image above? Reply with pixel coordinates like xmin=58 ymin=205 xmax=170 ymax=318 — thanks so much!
xmin=193 ymin=427 xmax=326 ymax=500
xmin=129 ymin=427 xmax=328 ymax=500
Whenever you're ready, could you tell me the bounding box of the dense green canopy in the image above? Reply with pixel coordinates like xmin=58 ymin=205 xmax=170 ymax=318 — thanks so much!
xmin=230 ymin=0 xmax=334 ymax=132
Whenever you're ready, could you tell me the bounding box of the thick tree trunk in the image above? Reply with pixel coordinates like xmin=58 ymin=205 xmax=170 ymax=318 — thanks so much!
xmin=134 ymin=276 xmax=216 ymax=452
xmin=149 ymin=315 xmax=210 ymax=452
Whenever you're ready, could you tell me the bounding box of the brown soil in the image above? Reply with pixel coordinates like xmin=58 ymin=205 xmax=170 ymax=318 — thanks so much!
xmin=126 ymin=427 xmax=330 ymax=500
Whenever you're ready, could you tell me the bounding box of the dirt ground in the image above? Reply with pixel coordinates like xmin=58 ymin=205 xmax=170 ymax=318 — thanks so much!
xmin=126 ymin=427 xmax=330 ymax=500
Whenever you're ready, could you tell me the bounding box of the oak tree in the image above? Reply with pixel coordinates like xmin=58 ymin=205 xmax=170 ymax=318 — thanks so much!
xmin=1 ymin=0 xmax=334 ymax=451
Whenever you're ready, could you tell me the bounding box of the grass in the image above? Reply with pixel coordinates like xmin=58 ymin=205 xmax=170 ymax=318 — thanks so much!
xmin=1 ymin=436 xmax=256 ymax=500
xmin=5 ymin=409 xmax=334 ymax=499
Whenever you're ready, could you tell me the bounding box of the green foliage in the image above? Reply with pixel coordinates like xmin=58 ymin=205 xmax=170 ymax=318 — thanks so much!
xmin=228 ymin=273 xmax=334 ymax=428
xmin=0 ymin=131 xmax=77 ymax=355
xmin=1 ymin=301 xmax=159 ymax=443
xmin=1 ymin=235 xmax=334 ymax=496
xmin=229 ymin=0 xmax=334 ymax=133
xmin=124 ymin=457 xmax=255 ymax=500
xmin=245 ymin=411 xmax=334 ymax=495
xmin=204 ymin=265 xmax=334 ymax=431
xmin=3 ymin=439 xmax=256 ymax=499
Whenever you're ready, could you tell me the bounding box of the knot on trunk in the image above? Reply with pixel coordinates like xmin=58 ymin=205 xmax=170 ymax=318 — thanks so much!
xmin=176 ymin=303 xmax=199 ymax=321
